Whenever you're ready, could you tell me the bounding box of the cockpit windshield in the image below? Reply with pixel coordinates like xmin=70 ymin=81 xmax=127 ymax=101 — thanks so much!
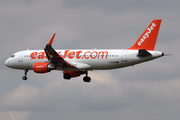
xmin=11 ymin=55 xmax=15 ymax=58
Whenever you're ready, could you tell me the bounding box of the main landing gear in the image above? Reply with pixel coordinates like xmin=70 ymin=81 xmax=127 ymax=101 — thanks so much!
xmin=83 ymin=76 xmax=91 ymax=82
xmin=63 ymin=71 xmax=91 ymax=83
xmin=83 ymin=72 xmax=91 ymax=83
xmin=63 ymin=73 xmax=71 ymax=80
xmin=22 ymin=69 xmax=28 ymax=80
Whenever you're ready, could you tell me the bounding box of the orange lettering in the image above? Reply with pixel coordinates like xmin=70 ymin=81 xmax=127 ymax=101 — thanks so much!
xmin=90 ymin=51 xmax=98 ymax=59
xmin=30 ymin=52 xmax=37 ymax=59
xmin=84 ymin=51 xmax=90 ymax=59
xmin=76 ymin=51 xmax=82 ymax=59
xmin=62 ymin=50 xmax=70 ymax=58
xmin=98 ymin=51 xmax=108 ymax=59
xmin=58 ymin=51 xmax=64 ymax=58
xmin=37 ymin=52 xmax=45 ymax=59
xmin=68 ymin=51 xmax=75 ymax=59
xmin=30 ymin=50 xmax=109 ymax=60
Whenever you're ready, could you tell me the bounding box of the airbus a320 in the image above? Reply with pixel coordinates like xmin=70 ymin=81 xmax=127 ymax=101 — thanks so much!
xmin=5 ymin=19 xmax=164 ymax=82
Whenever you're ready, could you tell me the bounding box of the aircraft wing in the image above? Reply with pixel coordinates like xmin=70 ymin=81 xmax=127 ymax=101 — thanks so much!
xmin=44 ymin=33 xmax=92 ymax=70
xmin=44 ymin=33 xmax=74 ymax=68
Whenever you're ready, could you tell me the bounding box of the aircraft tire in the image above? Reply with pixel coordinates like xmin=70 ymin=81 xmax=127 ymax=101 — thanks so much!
xmin=83 ymin=76 xmax=91 ymax=82
xmin=63 ymin=73 xmax=71 ymax=80
xmin=22 ymin=76 xmax=27 ymax=80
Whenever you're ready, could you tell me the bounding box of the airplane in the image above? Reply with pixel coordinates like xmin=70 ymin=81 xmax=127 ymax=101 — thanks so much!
xmin=5 ymin=19 xmax=164 ymax=82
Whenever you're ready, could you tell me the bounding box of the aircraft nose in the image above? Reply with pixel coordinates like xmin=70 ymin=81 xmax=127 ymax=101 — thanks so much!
xmin=5 ymin=59 xmax=10 ymax=67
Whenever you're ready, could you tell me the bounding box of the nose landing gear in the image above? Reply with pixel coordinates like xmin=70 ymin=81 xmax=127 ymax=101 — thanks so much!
xmin=22 ymin=69 xmax=28 ymax=80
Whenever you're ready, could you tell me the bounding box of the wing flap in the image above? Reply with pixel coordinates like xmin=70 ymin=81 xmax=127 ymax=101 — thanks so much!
xmin=70 ymin=62 xmax=91 ymax=70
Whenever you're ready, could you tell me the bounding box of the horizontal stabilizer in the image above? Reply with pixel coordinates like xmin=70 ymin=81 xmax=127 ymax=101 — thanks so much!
xmin=138 ymin=49 xmax=152 ymax=57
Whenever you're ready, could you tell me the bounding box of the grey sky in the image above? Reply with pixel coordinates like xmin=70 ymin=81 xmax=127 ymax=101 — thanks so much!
xmin=1 ymin=0 xmax=180 ymax=120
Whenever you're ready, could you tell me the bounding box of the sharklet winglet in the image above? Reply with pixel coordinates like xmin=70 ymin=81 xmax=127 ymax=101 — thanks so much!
xmin=48 ymin=33 xmax=56 ymax=45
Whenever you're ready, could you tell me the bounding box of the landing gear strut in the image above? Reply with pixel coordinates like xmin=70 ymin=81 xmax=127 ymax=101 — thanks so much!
xmin=83 ymin=71 xmax=91 ymax=83
xmin=22 ymin=69 xmax=28 ymax=80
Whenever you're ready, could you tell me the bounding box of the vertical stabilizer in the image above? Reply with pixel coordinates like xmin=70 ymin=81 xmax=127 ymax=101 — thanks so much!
xmin=129 ymin=19 xmax=162 ymax=50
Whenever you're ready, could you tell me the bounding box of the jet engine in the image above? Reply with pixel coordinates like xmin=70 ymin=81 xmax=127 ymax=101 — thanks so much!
xmin=33 ymin=62 xmax=56 ymax=73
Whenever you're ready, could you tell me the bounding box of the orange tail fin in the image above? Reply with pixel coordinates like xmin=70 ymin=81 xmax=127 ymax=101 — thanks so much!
xmin=129 ymin=19 xmax=162 ymax=50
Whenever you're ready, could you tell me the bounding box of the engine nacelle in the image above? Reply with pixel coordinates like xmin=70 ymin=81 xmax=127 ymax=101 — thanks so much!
xmin=33 ymin=62 xmax=56 ymax=73
xmin=63 ymin=71 xmax=87 ymax=78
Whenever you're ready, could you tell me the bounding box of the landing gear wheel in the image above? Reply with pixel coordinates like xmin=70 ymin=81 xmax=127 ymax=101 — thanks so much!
xmin=83 ymin=76 xmax=91 ymax=83
xmin=63 ymin=73 xmax=71 ymax=80
xmin=22 ymin=76 xmax=27 ymax=80
xmin=22 ymin=69 xmax=28 ymax=81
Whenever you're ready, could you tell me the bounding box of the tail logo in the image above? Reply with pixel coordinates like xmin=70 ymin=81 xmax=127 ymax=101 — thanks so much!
xmin=138 ymin=23 xmax=156 ymax=46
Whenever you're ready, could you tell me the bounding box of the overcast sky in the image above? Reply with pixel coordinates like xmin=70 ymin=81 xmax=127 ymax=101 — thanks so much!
xmin=1 ymin=0 xmax=180 ymax=120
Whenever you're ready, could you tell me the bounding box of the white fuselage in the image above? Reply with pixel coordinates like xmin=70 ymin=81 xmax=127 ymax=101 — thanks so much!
xmin=5 ymin=49 xmax=163 ymax=71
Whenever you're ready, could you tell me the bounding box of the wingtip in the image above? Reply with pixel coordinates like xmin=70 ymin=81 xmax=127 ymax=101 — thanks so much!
xmin=48 ymin=33 xmax=56 ymax=45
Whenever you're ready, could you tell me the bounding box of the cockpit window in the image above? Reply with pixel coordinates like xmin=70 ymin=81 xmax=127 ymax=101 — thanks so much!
xmin=11 ymin=55 xmax=15 ymax=58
